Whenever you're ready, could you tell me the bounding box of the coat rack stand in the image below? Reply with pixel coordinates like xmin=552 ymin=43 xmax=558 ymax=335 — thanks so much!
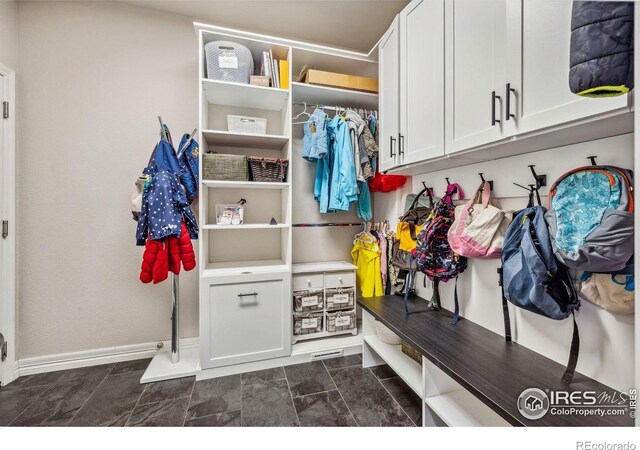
xmin=140 ymin=117 xmax=199 ymax=384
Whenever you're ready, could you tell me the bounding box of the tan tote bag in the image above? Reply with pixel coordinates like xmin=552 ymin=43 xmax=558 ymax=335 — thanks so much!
xmin=448 ymin=182 xmax=513 ymax=259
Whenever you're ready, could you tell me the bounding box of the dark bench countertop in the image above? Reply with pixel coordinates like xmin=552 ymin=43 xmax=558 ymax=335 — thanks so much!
xmin=358 ymin=295 xmax=634 ymax=427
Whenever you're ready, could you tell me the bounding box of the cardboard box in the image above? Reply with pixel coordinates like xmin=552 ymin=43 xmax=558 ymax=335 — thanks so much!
xmin=250 ymin=75 xmax=271 ymax=87
xmin=303 ymin=69 xmax=378 ymax=93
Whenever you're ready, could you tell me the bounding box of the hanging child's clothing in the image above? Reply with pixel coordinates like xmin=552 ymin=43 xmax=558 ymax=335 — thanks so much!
xmin=303 ymin=108 xmax=328 ymax=161
xmin=351 ymin=238 xmax=383 ymax=298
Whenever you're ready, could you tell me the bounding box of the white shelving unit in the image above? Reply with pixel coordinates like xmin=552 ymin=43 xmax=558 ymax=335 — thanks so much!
xmin=191 ymin=22 xmax=379 ymax=381
xmin=201 ymin=180 xmax=289 ymax=190
xmin=202 ymin=129 xmax=289 ymax=149
xmin=363 ymin=334 xmax=423 ymax=396
xmin=202 ymin=78 xmax=289 ymax=111
xmin=292 ymin=82 xmax=379 ymax=110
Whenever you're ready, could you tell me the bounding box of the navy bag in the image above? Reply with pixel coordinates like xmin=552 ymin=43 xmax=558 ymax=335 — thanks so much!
xmin=500 ymin=198 xmax=580 ymax=383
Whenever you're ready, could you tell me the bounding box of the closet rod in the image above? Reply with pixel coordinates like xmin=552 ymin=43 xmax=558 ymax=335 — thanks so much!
xmin=293 ymin=223 xmax=363 ymax=227
xmin=292 ymin=102 xmax=377 ymax=112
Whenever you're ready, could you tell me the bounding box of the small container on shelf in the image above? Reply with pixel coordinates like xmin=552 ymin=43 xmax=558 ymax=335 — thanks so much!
xmin=250 ymin=75 xmax=271 ymax=87
xmin=215 ymin=204 xmax=244 ymax=225
xmin=203 ymin=153 xmax=248 ymax=181
xmin=227 ymin=115 xmax=268 ymax=135
xmin=293 ymin=289 xmax=324 ymax=313
xmin=326 ymin=309 xmax=356 ymax=333
xmin=293 ymin=312 xmax=324 ymax=336
xmin=204 ymin=41 xmax=254 ymax=84
xmin=248 ymin=157 xmax=289 ymax=182
xmin=325 ymin=287 xmax=355 ymax=310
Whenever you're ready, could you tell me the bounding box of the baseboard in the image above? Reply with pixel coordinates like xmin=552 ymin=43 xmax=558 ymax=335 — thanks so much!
xmin=17 ymin=337 xmax=199 ymax=377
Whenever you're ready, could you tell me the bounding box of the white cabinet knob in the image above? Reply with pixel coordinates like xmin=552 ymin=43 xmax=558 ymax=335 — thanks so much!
xmin=307 ymin=280 xmax=311 ymax=286
xmin=338 ymin=277 xmax=343 ymax=283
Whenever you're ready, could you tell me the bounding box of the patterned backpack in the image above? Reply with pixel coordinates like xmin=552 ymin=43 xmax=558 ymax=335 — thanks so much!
xmin=545 ymin=164 xmax=634 ymax=273
xmin=412 ymin=183 xmax=467 ymax=324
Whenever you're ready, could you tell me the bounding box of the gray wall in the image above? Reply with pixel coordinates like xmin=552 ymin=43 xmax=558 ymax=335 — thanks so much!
xmin=17 ymin=1 xmax=200 ymax=358
xmin=0 ymin=0 xmax=18 ymax=70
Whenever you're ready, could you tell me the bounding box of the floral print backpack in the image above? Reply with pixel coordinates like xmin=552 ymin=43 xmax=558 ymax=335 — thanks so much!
xmin=412 ymin=183 xmax=467 ymax=324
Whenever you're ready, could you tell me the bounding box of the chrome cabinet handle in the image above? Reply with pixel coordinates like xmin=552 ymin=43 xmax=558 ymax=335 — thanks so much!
xmin=238 ymin=292 xmax=258 ymax=298
xmin=390 ymin=136 xmax=396 ymax=157
xmin=398 ymin=133 xmax=405 ymax=156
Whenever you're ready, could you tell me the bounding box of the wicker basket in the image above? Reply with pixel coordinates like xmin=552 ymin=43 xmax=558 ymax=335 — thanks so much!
xmin=326 ymin=309 xmax=356 ymax=333
xmin=293 ymin=312 xmax=323 ymax=336
xmin=203 ymin=153 xmax=248 ymax=181
xmin=248 ymin=157 xmax=288 ymax=182
xmin=401 ymin=341 xmax=422 ymax=365
xmin=325 ymin=287 xmax=355 ymax=310
xmin=375 ymin=321 xmax=402 ymax=345
xmin=293 ymin=289 xmax=324 ymax=313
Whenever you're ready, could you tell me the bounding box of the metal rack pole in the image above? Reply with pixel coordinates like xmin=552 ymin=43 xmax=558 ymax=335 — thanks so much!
xmin=170 ymin=273 xmax=180 ymax=363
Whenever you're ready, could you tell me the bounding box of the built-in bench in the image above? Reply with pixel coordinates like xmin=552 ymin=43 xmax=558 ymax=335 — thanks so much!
xmin=358 ymin=294 xmax=634 ymax=427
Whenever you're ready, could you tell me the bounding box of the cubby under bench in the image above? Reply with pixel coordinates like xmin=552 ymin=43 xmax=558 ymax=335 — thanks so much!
xmin=358 ymin=295 xmax=634 ymax=427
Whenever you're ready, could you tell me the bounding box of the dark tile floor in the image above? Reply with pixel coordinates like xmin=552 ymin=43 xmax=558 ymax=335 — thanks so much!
xmin=0 ymin=354 xmax=422 ymax=427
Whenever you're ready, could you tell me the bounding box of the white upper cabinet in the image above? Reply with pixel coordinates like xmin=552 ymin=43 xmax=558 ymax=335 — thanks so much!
xmin=399 ymin=0 xmax=445 ymax=165
xmin=445 ymin=0 xmax=511 ymax=154
xmin=379 ymin=15 xmax=400 ymax=172
xmin=506 ymin=0 xmax=629 ymax=135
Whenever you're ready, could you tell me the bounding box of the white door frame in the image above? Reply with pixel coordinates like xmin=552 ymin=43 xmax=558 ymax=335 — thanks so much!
xmin=0 ymin=62 xmax=16 ymax=386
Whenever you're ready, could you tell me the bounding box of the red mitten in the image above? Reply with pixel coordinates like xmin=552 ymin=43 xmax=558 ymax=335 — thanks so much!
xmin=152 ymin=240 xmax=169 ymax=284
xmin=140 ymin=238 xmax=162 ymax=283
xmin=178 ymin=222 xmax=196 ymax=271
xmin=167 ymin=235 xmax=181 ymax=275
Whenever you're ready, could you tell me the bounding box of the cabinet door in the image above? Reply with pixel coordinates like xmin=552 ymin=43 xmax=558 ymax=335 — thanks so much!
xmin=200 ymin=272 xmax=291 ymax=369
xmin=445 ymin=0 xmax=510 ymax=154
xmin=379 ymin=15 xmax=400 ymax=172
xmin=507 ymin=0 xmax=629 ymax=135
xmin=400 ymin=0 xmax=445 ymax=165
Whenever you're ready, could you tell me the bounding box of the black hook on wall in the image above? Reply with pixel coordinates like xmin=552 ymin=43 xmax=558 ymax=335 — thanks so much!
xmin=587 ymin=155 xmax=598 ymax=165
xmin=478 ymin=173 xmax=494 ymax=191
xmin=445 ymin=177 xmax=451 ymax=185
xmin=528 ymin=165 xmax=547 ymax=188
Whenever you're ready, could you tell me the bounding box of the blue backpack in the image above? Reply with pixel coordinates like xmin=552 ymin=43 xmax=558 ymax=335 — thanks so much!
xmin=500 ymin=201 xmax=580 ymax=383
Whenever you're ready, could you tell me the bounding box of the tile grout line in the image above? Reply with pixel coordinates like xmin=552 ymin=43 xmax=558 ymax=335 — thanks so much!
xmin=292 ymin=388 xmax=333 ymax=399
xmin=65 ymin=366 xmax=114 ymax=426
xmin=371 ymin=369 xmax=416 ymax=427
xmin=7 ymin=380 xmax=57 ymax=426
xmin=124 ymin=379 xmax=150 ymax=427
xmin=323 ymin=360 xmax=359 ymax=427
xmin=181 ymin=379 xmax=197 ymax=426
xmin=282 ymin=367 xmax=301 ymax=427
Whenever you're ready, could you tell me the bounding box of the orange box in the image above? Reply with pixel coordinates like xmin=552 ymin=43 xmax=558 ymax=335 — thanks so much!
xmin=303 ymin=69 xmax=378 ymax=93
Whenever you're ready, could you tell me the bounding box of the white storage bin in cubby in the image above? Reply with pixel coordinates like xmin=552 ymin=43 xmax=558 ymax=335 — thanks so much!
xmin=205 ymin=40 xmax=254 ymax=84
xmin=227 ymin=115 xmax=267 ymax=134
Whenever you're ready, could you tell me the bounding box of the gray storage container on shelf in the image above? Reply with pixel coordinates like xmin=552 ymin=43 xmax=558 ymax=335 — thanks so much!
xmin=326 ymin=309 xmax=356 ymax=333
xmin=293 ymin=289 xmax=324 ymax=313
xmin=203 ymin=153 xmax=248 ymax=181
xmin=205 ymin=41 xmax=254 ymax=84
xmin=293 ymin=312 xmax=323 ymax=336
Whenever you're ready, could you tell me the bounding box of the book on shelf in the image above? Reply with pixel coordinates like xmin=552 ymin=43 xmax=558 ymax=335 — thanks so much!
xmin=279 ymin=60 xmax=289 ymax=90
xmin=273 ymin=59 xmax=280 ymax=89
xmin=260 ymin=50 xmax=272 ymax=86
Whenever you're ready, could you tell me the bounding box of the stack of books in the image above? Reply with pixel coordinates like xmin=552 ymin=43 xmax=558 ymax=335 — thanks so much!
xmin=258 ymin=50 xmax=289 ymax=90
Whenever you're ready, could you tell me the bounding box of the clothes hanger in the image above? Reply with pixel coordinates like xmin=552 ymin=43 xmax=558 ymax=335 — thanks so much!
xmin=292 ymin=102 xmax=312 ymax=125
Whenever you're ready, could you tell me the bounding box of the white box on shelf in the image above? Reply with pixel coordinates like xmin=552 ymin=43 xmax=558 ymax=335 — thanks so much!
xmin=227 ymin=115 xmax=267 ymax=134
